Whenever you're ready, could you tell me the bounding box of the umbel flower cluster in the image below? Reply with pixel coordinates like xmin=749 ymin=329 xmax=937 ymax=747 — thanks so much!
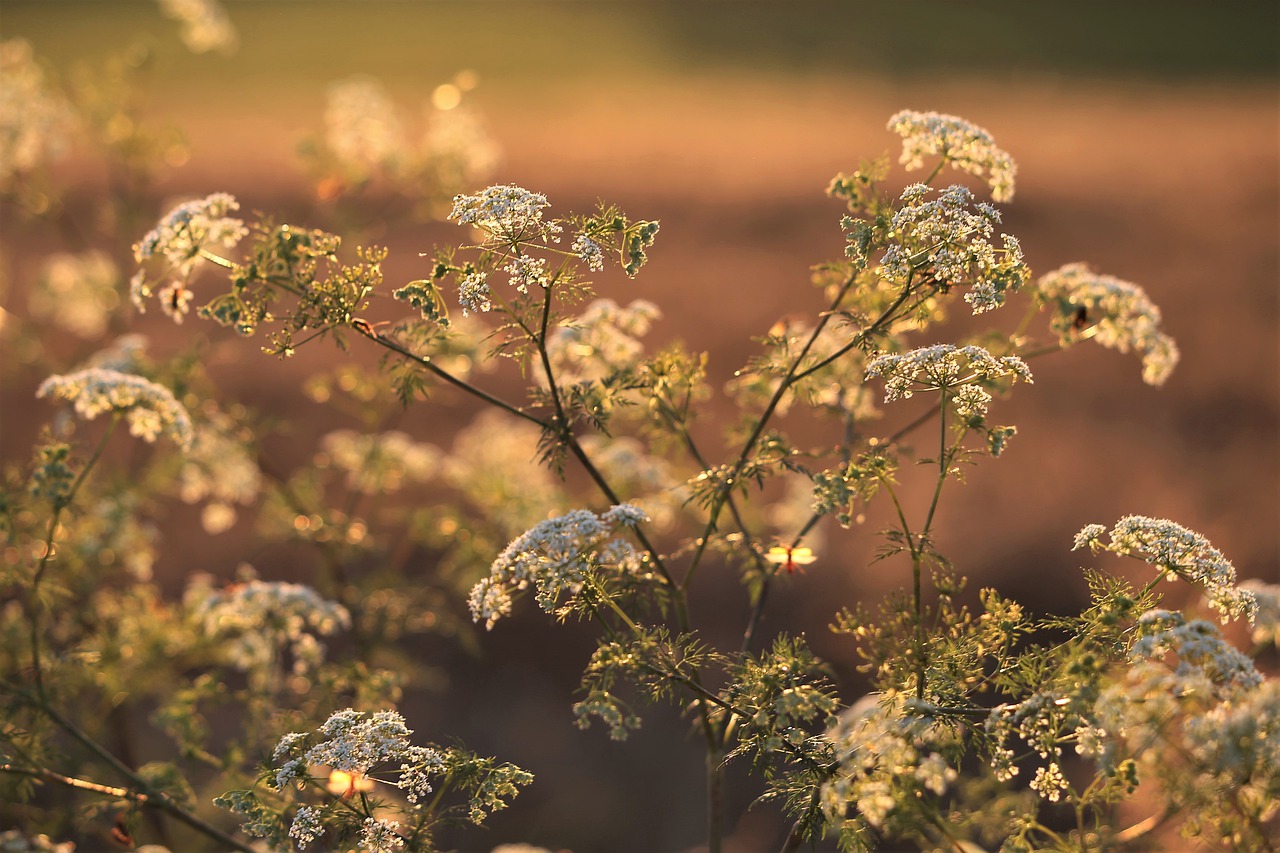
xmin=36 ymin=367 xmax=193 ymax=449
xmin=189 ymin=577 xmax=351 ymax=679
xmin=469 ymin=504 xmax=649 ymax=630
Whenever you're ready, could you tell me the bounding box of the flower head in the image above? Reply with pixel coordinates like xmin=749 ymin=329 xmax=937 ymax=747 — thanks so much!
xmin=468 ymin=504 xmax=649 ymax=629
xmin=190 ymin=577 xmax=350 ymax=678
xmin=132 ymin=193 xmax=247 ymax=321
xmin=866 ymin=344 xmax=1031 ymax=418
xmin=37 ymin=368 xmax=192 ymax=449
xmin=1034 ymin=263 xmax=1179 ymax=385
xmin=880 ymin=184 xmax=1028 ymax=313
xmin=1075 ymin=516 xmax=1257 ymax=623
xmin=449 ymin=184 xmax=551 ymax=242
xmin=888 ymin=110 xmax=1016 ymax=202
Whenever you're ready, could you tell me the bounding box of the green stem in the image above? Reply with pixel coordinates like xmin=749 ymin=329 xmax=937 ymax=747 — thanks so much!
xmin=16 ymin=693 xmax=257 ymax=853
xmin=28 ymin=416 xmax=119 ymax=700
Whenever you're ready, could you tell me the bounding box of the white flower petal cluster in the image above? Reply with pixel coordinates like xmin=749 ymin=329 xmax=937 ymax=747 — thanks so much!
xmin=449 ymin=184 xmax=552 ymax=242
xmin=0 ymin=39 xmax=77 ymax=191
xmin=821 ymin=695 xmax=957 ymax=829
xmin=985 ymin=692 xmax=1094 ymax=803
xmin=1034 ymin=263 xmax=1179 ymax=386
xmin=28 ymin=251 xmax=119 ymax=339
xmin=271 ymin=710 xmax=445 ymax=821
xmin=132 ymin=193 xmax=247 ymax=322
xmin=880 ymin=184 xmax=1028 ymax=313
xmin=320 ymin=429 xmax=439 ymax=495
xmin=888 ymin=110 xmax=1016 ymax=202
xmin=503 ymin=253 xmax=548 ymax=294
xmin=178 ymin=407 xmax=261 ymax=534
xmin=287 ymin=804 xmax=323 ymax=848
xmin=1091 ymin=612 xmax=1274 ymax=836
xmin=191 ymin=578 xmax=350 ymax=677
xmin=1130 ymin=610 xmax=1261 ymax=692
xmin=323 ymin=76 xmax=407 ymax=182
xmin=571 ymin=233 xmax=605 ymax=271
xmin=1073 ymin=516 xmax=1257 ymax=623
xmin=546 ymin=298 xmax=661 ymax=383
xmin=359 ymin=817 xmax=405 ymax=853
xmin=866 ymin=344 xmax=1031 ymax=418
xmin=469 ymin=504 xmax=648 ymax=630
xmin=158 ymin=0 xmax=238 ymax=54
xmin=36 ymin=368 xmax=193 ymax=450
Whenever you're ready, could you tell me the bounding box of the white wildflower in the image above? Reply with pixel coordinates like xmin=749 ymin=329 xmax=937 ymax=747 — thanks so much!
xmin=1034 ymin=263 xmax=1179 ymax=386
xmin=359 ymin=817 xmax=405 ymax=853
xmin=449 ymin=184 xmax=551 ymax=242
xmin=469 ymin=505 xmax=649 ymax=630
xmin=821 ymin=695 xmax=957 ymax=829
xmin=1238 ymin=579 xmax=1280 ymax=647
xmin=132 ymin=193 xmax=247 ymax=319
xmin=503 ymin=253 xmax=548 ymax=293
xmin=866 ymin=344 xmax=1031 ymax=418
xmin=36 ymin=368 xmax=192 ymax=449
xmin=458 ymin=270 xmax=492 ymax=315
xmin=545 ymin=298 xmax=661 ymax=383
xmin=1078 ymin=517 xmax=1257 ymax=622
xmin=191 ymin=578 xmax=350 ymax=678
xmin=571 ymin=233 xmax=605 ymax=271
xmin=1131 ymin=610 xmax=1261 ymax=692
xmin=888 ymin=109 xmax=1016 ymax=202
xmin=177 ymin=405 xmax=260 ymax=532
xmin=880 ymin=184 xmax=1028 ymax=313
xmin=288 ymin=805 xmax=323 ymax=848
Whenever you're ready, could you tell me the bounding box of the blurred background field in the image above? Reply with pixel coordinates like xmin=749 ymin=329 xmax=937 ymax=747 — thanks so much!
xmin=2 ymin=2 xmax=1277 ymax=851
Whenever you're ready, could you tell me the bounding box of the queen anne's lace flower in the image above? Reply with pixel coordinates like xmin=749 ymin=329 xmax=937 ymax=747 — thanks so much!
xmin=1073 ymin=517 xmax=1257 ymax=623
xmin=1238 ymin=579 xmax=1280 ymax=648
xmin=888 ymin=110 xmax=1016 ymax=202
xmin=37 ymin=368 xmax=193 ymax=450
xmin=190 ymin=578 xmax=350 ymax=677
xmin=1034 ymin=263 xmax=1179 ymax=386
xmin=1130 ymin=610 xmax=1261 ymax=692
xmin=571 ymin=233 xmax=605 ymax=271
xmin=132 ymin=193 xmax=247 ymax=321
xmin=450 ymin=184 xmax=552 ymax=242
xmin=866 ymin=344 xmax=1031 ymax=418
xmin=469 ymin=505 xmax=648 ymax=630
xmin=821 ymin=695 xmax=957 ymax=829
xmin=359 ymin=817 xmax=405 ymax=853
xmin=880 ymin=184 xmax=1028 ymax=313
